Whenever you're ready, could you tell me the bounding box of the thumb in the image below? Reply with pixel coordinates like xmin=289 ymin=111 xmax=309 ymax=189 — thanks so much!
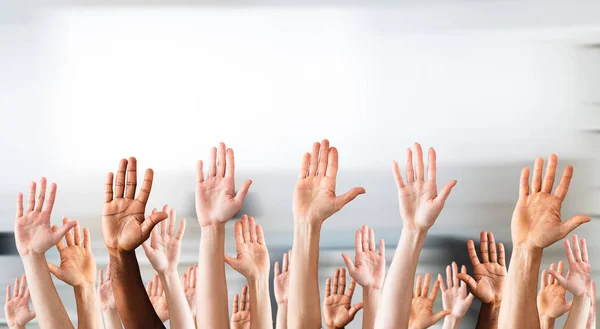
xmin=456 ymin=273 xmax=478 ymax=293
xmin=141 ymin=239 xmax=153 ymax=255
xmin=47 ymin=262 xmax=61 ymax=278
xmin=341 ymin=254 xmax=356 ymax=274
xmin=436 ymin=180 xmax=457 ymax=204
xmin=334 ymin=187 xmax=366 ymax=212
xmin=559 ymin=215 xmax=590 ymax=239
xmin=431 ymin=310 xmax=451 ymax=325
xmin=466 ymin=292 xmax=475 ymax=304
xmin=52 ymin=220 xmax=77 ymax=245
xmin=223 ymin=254 xmax=237 ymax=270
xmin=234 ymin=180 xmax=252 ymax=204
xmin=565 ymin=299 xmax=573 ymax=311
xmin=348 ymin=302 xmax=363 ymax=318
xmin=141 ymin=211 xmax=169 ymax=239
xmin=548 ymin=270 xmax=568 ymax=288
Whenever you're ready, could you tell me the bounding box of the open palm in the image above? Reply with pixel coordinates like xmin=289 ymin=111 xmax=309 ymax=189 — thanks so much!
xmin=5 ymin=276 xmax=36 ymax=328
xmin=323 ymin=268 xmax=363 ymax=329
xmin=409 ymin=274 xmax=449 ymax=329
xmin=142 ymin=207 xmax=186 ymax=273
xmin=440 ymin=263 xmax=475 ymax=319
xmin=538 ymin=262 xmax=571 ymax=319
xmin=549 ymin=235 xmax=592 ymax=297
xmin=48 ymin=222 xmax=96 ymax=287
xmin=182 ymin=265 xmax=197 ymax=316
xmin=98 ymin=265 xmax=116 ymax=311
xmin=274 ymin=251 xmax=291 ymax=304
xmin=225 ymin=215 xmax=270 ymax=280
xmin=342 ymin=225 xmax=386 ymax=289
xmin=147 ymin=275 xmax=169 ymax=322
xmin=231 ymin=286 xmax=251 ymax=329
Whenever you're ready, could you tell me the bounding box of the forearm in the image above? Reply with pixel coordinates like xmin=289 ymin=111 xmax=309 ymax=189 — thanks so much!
xmin=374 ymin=228 xmax=426 ymax=329
xmin=249 ymin=276 xmax=274 ymax=329
xmin=197 ymin=224 xmax=229 ymax=329
xmin=288 ymin=223 xmax=322 ymax=329
xmin=539 ymin=317 xmax=555 ymax=329
xmin=110 ymin=250 xmax=165 ymax=329
xmin=159 ymin=270 xmax=195 ymax=329
xmin=21 ymin=253 xmax=74 ymax=329
xmin=498 ymin=246 xmax=543 ymax=329
xmin=276 ymin=303 xmax=287 ymax=329
xmin=101 ymin=309 xmax=123 ymax=329
xmin=475 ymin=302 xmax=501 ymax=329
xmin=74 ymin=283 xmax=103 ymax=329
xmin=564 ymin=295 xmax=591 ymax=329
xmin=362 ymin=287 xmax=380 ymax=329
xmin=442 ymin=315 xmax=461 ymax=329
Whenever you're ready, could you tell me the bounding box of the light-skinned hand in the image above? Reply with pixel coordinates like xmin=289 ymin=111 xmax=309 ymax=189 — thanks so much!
xmin=439 ymin=263 xmax=475 ymax=320
xmin=548 ymin=235 xmax=592 ymax=297
xmin=142 ymin=206 xmax=186 ymax=274
xmin=195 ymin=142 xmax=252 ymax=227
xmin=293 ymin=139 xmax=365 ymax=225
xmin=274 ymin=251 xmax=291 ymax=305
xmin=97 ymin=262 xmax=116 ymax=311
xmin=538 ymin=262 xmax=571 ymax=320
xmin=224 ymin=215 xmax=270 ymax=280
xmin=48 ymin=221 xmax=96 ymax=287
xmin=4 ymin=275 xmax=36 ymax=328
xmin=323 ymin=268 xmax=363 ymax=329
xmin=182 ymin=265 xmax=197 ymax=316
xmin=231 ymin=285 xmax=251 ymax=329
xmin=342 ymin=225 xmax=386 ymax=290
xmin=587 ymin=281 xmax=596 ymax=329
xmin=511 ymin=155 xmax=590 ymax=250
xmin=146 ymin=274 xmax=169 ymax=322
xmin=15 ymin=178 xmax=77 ymax=257
xmin=392 ymin=143 xmax=457 ymax=232
xmin=102 ymin=157 xmax=168 ymax=253
xmin=456 ymin=231 xmax=506 ymax=304
xmin=409 ymin=273 xmax=450 ymax=329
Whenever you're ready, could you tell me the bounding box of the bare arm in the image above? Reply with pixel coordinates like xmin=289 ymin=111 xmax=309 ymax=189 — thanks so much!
xmin=195 ymin=143 xmax=252 ymax=329
xmin=375 ymin=143 xmax=456 ymax=329
xmin=586 ymin=282 xmax=596 ymax=329
xmin=14 ymin=178 xmax=77 ymax=329
xmin=498 ymin=155 xmax=590 ymax=329
xmin=440 ymin=263 xmax=475 ymax=329
xmin=274 ymin=252 xmax=290 ymax=329
xmin=4 ymin=276 xmax=36 ymax=329
xmin=98 ymin=265 xmax=123 ymax=329
xmin=289 ymin=139 xmax=365 ymax=329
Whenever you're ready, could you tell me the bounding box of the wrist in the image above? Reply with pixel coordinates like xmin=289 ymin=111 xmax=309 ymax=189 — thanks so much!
xmin=74 ymin=282 xmax=96 ymax=294
xmin=293 ymin=221 xmax=322 ymax=233
xmin=539 ymin=315 xmax=556 ymax=329
xmin=445 ymin=314 xmax=462 ymax=327
xmin=198 ymin=219 xmax=226 ymax=229
xmin=20 ymin=251 xmax=46 ymax=264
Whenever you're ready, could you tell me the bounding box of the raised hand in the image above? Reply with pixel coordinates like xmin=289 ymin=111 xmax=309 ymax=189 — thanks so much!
xmin=231 ymin=285 xmax=251 ymax=329
xmin=323 ymin=268 xmax=363 ymax=329
xmin=456 ymin=231 xmax=506 ymax=304
xmin=102 ymin=157 xmax=168 ymax=252
xmin=439 ymin=263 xmax=475 ymax=321
xmin=182 ymin=265 xmax=198 ymax=316
xmin=224 ymin=215 xmax=270 ymax=280
xmin=392 ymin=143 xmax=457 ymax=232
xmin=274 ymin=251 xmax=291 ymax=305
xmin=538 ymin=262 xmax=571 ymax=320
xmin=98 ymin=263 xmax=116 ymax=311
xmin=48 ymin=222 xmax=96 ymax=287
xmin=342 ymin=225 xmax=385 ymax=290
xmin=146 ymin=275 xmax=169 ymax=323
xmin=512 ymin=155 xmax=590 ymax=250
xmin=142 ymin=206 xmax=186 ymax=273
xmin=409 ymin=273 xmax=450 ymax=329
xmin=195 ymin=142 xmax=252 ymax=226
xmin=4 ymin=275 xmax=36 ymax=329
xmin=15 ymin=178 xmax=77 ymax=256
xmin=293 ymin=139 xmax=365 ymax=224
xmin=548 ymin=235 xmax=592 ymax=297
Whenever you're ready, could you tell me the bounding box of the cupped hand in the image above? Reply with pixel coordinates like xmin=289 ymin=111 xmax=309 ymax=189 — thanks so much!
xmin=230 ymin=285 xmax=251 ymax=329
xmin=274 ymin=251 xmax=291 ymax=305
xmin=48 ymin=221 xmax=97 ymax=287
xmin=456 ymin=231 xmax=506 ymax=304
xmin=440 ymin=263 xmax=475 ymax=319
xmin=537 ymin=262 xmax=571 ymax=320
xmin=392 ymin=143 xmax=456 ymax=232
xmin=409 ymin=273 xmax=450 ymax=329
xmin=195 ymin=143 xmax=252 ymax=227
xmin=146 ymin=275 xmax=169 ymax=323
xmin=97 ymin=262 xmax=116 ymax=311
xmin=224 ymin=215 xmax=270 ymax=280
xmin=511 ymin=155 xmax=590 ymax=250
xmin=14 ymin=178 xmax=77 ymax=256
xmin=342 ymin=225 xmax=386 ymax=290
xmin=323 ymin=268 xmax=363 ymax=329
xmin=142 ymin=206 xmax=186 ymax=274
xmin=548 ymin=235 xmax=592 ymax=297
xmin=4 ymin=275 xmax=36 ymax=328
xmin=293 ymin=139 xmax=365 ymax=225
xmin=102 ymin=157 xmax=168 ymax=252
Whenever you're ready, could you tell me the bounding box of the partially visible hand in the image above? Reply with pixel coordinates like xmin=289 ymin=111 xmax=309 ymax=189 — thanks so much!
xmin=48 ymin=221 xmax=96 ymax=287
xmin=146 ymin=275 xmax=169 ymax=323
xmin=456 ymin=231 xmax=506 ymax=304
xmin=587 ymin=281 xmax=596 ymax=329
xmin=142 ymin=206 xmax=186 ymax=274
xmin=274 ymin=251 xmax=291 ymax=305
xmin=182 ymin=265 xmax=198 ymax=317
xmin=342 ymin=225 xmax=386 ymax=290
xmin=511 ymin=155 xmax=590 ymax=250
xmin=4 ymin=275 xmax=36 ymax=328
xmin=439 ymin=263 xmax=475 ymax=320
xmin=293 ymin=139 xmax=365 ymax=225
xmin=230 ymin=285 xmax=251 ymax=329
xmin=195 ymin=143 xmax=252 ymax=227
xmin=97 ymin=262 xmax=116 ymax=311
xmin=102 ymin=157 xmax=168 ymax=252
xmin=224 ymin=215 xmax=270 ymax=280
xmin=549 ymin=235 xmax=592 ymax=297
xmin=537 ymin=262 xmax=571 ymax=320
xmin=392 ymin=143 xmax=457 ymax=232
xmin=323 ymin=268 xmax=363 ymax=329
xmin=14 ymin=178 xmax=77 ymax=256
xmin=409 ymin=273 xmax=450 ymax=329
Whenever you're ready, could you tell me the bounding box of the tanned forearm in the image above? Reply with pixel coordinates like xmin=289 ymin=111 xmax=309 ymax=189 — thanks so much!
xmin=101 ymin=309 xmax=123 ymax=329
xmin=564 ymin=295 xmax=591 ymax=329
xmin=362 ymin=287 xmax=380 ymax=329
xmin=276 ymin=304 xmax=288 ymax=329
xmin=288 ymin=223 xmax=322 ymax=329
xmin=249 ymin=276 xmax=274 ymax=329
xmin=110 ymin=250 xmax=165 ymax=329
xmin=498 ymin=246 xmax=542 ymax=329
xmin=74 ymin=283 xmax=103 ymax=329
xmin=374 ymin=229 xmax=426 ymax=329
xmin=160 ymin=270 xmax=195 ymax=329
xmin=475 ymin=302 xmax=501 ymax=329
xmin=22 ymin=254 xmax=74 ymax=329
xmin=197 ymin=224 xmax=229 ymax=329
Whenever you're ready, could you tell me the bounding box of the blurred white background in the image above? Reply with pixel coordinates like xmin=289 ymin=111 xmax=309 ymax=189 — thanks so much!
xmin=1 ymin=0 xmax=599 ymax=328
